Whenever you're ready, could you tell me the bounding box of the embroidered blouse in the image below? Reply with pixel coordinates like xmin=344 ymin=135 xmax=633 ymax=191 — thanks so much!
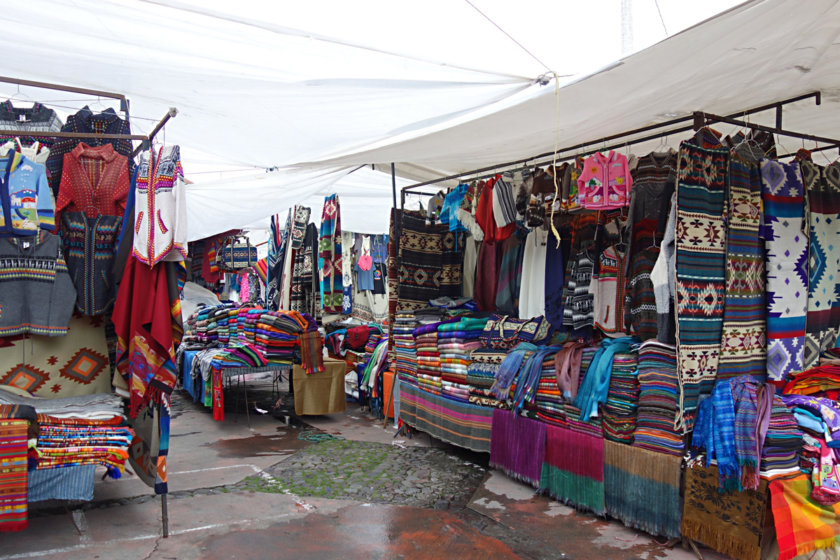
xmin=133 ymin=145 xmax=188 ymax=266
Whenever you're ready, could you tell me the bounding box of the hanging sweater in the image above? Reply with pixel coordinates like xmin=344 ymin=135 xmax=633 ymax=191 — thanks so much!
xmin=590 ymin=245 xmax=628 ymax=337
xmin=133 ymin=145 xmax=187 ymax=266
xmin=57 ymin=142 xmax=129 ymax=315
xmin=0 ymin=151 xmax=54 ymax=237
xmin=0 ymin=232 xmax=75 ymax=336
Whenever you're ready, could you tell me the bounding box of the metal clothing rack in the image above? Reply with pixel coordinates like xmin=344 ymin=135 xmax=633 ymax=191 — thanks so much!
xmin=0 ymin=76 xmax=177 ymax=156
xmin=0 ymin=76 xmax=178 ymax=537
xmin=398 ymin=91 xmax=838 ymax=207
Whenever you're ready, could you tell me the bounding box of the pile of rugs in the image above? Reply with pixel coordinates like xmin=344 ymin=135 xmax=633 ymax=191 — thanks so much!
xmin=0 ymin=391 xmax=132 ymax=533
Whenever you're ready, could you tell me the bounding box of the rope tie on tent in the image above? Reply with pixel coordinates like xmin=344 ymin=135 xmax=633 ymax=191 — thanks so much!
xmin=549 ymin=72 xmax=563 ymax=248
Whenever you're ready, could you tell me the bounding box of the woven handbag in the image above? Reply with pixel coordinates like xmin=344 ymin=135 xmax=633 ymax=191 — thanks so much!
xmin=216 ymin=235 xmax=257 ymax=271
xmin=479 ymin=314 xmax=552 ymax=349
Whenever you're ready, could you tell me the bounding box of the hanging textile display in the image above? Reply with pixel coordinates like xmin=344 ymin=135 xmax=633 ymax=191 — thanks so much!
xmin=291 ymin=223 xmax=319 ymax=315
xmin=132 ymin=145 xmax=187 ymax=266
xmin=0 ymin=418 xmax=28 ymax=532
xmin=56 ymin=143 xmax=129 ymax=316
xmin=539 ymin=423 xmax=606 ymax=515
xmin=543 ymin=231 xmax=565 ymax=329
xmin=318 ymin=194 xmax=343 ymax=314
xmin=112 ymin=258 xmax=181 ymax=418
xmin=760 ymin=160 xmax=808 ymax=381
xmin=681 ymin=463 xmax=769 ymax=560
xmin=340 ymin=230 xmax=354 ymax=315
xmin=801 ymin=161 xmax=840 ymax=369
xmin=519 ymin=228 xmax=548 ymax=320
xmin=267 ymin=213 xmax=285 ymax=310
xmin=489 ymin=409 xmax=546 ymax=488
xmin=590 ymin=244 xmax=628 ymax=336
xmin=494 ymin=229 xmax=526 ymax=316
xmin=0 ymin=314 xmax=110 ymax=398
xmin=396 ymin=210 xmax=462 ymax=311
xmin=674 ymin=140 xmax=729 ymax=431
xmin=46 ymin=106 xmax=133 ymax=196
xmin=604 ymin=440 xmax=683 ymax=540
xmin=717 ymin=156 xmax=766 ymax=380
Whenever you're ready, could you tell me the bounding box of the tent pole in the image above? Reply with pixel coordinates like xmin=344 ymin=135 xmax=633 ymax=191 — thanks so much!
xmin=391 ymin=163 xmax=397 ymax=210
xmin=130 ymin=108 xmax=179 ymax=158
xmin=0 ymin=75 xmax=126 ymax=101
xmin=161 ymin=494 xmax=169 ymax=538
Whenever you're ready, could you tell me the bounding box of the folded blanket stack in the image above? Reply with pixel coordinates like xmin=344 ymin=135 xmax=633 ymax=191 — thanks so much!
xmin=633 ymin=341 xmax=684 ymax=456
xmin=393 ymin=312 xmax=418 ymax=379
xmin=0 ymin=391 xmax=133 ymax=476
xmin=602 ymin=352 xmax=640 ymax=444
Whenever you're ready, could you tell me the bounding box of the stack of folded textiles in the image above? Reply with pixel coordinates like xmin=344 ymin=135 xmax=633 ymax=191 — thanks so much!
xmin=602 ymin=352 xmax=640 ymax=444
xmin=364 ymin=332 xmax=383 ymax=354
xmin=438 ymin=318 xmax=487 ymax=385
xmin=533 ymin=350 xmax=566 ymax=426
xmin=632 ymin=340 xmax=684 ymax=456
xmin=762 ymin=398 xmax=804 ymax=481
xmin=414 ymin=321 xmax=442 ymax=395
xmin=240 ymin=308 xmax=263 ymax=345
xmin=393 ymin=312 xmax=418 ymax=380
xmin=560 ymin=346 xmax=603 ymax=437
xmin=784 ymin=365 xmax=840 ymax=399
xmin=254 ymin=311 xmax=307 ymax=363
xmin=691 ymin=376 xmax=803 ymax=489
xmin=0 ymin=392 xmax=133 ymax=477
xmin=467 ymin=348 xmax=509 ymax=408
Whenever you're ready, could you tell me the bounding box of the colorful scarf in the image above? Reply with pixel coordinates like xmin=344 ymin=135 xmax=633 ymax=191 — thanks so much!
xmin=574 ymin=337 xmax=634 ymax=420
xmin=693 ymin=380 xmax=739 ymax=491
xmin=298 ymin=330 xmax=325 ymax=375
xmin=491 ymin=342 xmax=535 ymax=401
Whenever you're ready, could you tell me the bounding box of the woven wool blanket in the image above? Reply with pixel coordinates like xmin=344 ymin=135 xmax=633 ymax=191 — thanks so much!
xmin=674 ymin=141 xmax=728 ymax=431
xmin=398 ymin=382 xmax=493 ymax=453
xmin=604 ymin=440 xmax=682 ymax=539
xmin=0 ymin=419 xmax=28 ymax=532
xmin=318 ymin=194 xmax=343 ymax=313
xmin=770 ymin=474 xmax=840 ymax=560
xmin=681 ymin=463 xmax=768 ymax=560
xmin=539 ymin=423 xmax=605 ymax=514
xmin=801 ymin=161 xmax=840 ymax=369
xmin=489 ymin=409 xmax=546 ymax=488
xmin=718 ymin=156 xmax=766 ymax=380
xmin=760 ymin=160 xmax=807 ymax=381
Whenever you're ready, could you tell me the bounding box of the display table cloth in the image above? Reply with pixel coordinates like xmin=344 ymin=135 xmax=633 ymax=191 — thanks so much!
xmin=399 ymin=381 xmax=493 ymax=453
xmin=293 ymin=357 xmax=346 ymax=415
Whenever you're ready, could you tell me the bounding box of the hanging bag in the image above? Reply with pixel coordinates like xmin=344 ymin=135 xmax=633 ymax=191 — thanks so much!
xmin=216 ymin=235 xmax=258 ymax=271
xmin=479 ymin=314 xmax=553 ymax=349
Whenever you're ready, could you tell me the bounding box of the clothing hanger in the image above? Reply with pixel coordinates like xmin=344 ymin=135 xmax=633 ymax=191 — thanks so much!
xmin=8 ymin=85 xmax=32 ymax=105
xmin=0 ymin=140 xmax=14 ymax=156
xmin=653 ymin=133 xmax=669 ymax=154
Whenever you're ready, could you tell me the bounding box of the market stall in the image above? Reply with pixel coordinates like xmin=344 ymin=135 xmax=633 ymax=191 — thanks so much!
xmin=0 ymin=78 xmax=180 ymax=533
xmin=388 ymin=93 xmax=840 ymax=559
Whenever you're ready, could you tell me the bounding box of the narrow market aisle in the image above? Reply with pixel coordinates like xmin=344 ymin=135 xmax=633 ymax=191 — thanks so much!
xmin=2 ymin=383 xmax=729 ymax=560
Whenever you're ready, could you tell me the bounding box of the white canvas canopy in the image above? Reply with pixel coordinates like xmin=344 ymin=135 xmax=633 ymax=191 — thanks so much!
xmin=3 ymin=0 xmax=838 ymax=240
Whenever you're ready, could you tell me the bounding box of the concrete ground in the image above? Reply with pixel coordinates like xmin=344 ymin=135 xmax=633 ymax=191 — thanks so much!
xmin=0 ymin=375 xmax=729 ymax=560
